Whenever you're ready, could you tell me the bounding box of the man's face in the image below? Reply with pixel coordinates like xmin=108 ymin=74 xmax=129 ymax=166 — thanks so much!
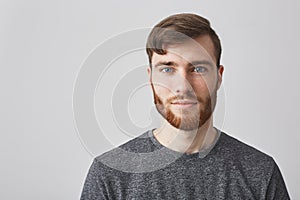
xmin=148 ymin=35 xmax=224 ymax=130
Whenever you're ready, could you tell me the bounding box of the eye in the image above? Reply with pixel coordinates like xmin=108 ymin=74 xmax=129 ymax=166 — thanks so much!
xmin=193 ymin=66 xmax=207 ymax=73
xmin=161 ymin=67 xmax=174 ymax=73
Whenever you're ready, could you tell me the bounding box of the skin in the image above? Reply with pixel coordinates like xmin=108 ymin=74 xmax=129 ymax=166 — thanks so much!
xmin=147 ymin=35 xmax=224 ymax=154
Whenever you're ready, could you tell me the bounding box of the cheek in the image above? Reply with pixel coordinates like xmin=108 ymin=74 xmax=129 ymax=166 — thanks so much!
xmin=151 ymin=77 xmax=175 ymax=95
xmin=189 ymin=78 xmax=208 ymax=90
xmin=189 ymin=78 xmax=216 ymax=97
xmin=152 ymin=85 xmax=171 ymax=100
xmin=151 ymin=83 xmax=175 ymax=106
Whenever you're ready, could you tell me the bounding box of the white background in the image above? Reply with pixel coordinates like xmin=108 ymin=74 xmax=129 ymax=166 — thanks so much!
xmin=1 ymin=0 xmax=299 ymax=199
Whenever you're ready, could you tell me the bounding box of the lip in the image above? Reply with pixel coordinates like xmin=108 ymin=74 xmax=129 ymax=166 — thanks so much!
xmin=171 ymin=100 xmax=197 ymax=108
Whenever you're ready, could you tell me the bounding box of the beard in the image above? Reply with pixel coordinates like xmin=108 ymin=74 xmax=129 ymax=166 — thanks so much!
xmin=151 ymin=83 xmax=217 ymax=131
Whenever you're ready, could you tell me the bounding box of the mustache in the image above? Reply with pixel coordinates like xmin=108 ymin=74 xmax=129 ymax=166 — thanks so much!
xmin=166 ymin=94 xmax=202 ymax=104
xmin=150 ymin=83 xmax=208 ymax=105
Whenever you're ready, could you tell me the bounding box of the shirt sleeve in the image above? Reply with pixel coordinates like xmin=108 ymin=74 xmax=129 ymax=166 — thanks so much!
xmin=80 ymin=158 xmax=109 ymax=200
xmin=266 ymin=160 xmax=290 ymax=200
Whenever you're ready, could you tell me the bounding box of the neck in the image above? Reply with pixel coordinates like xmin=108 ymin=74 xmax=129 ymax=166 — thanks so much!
xmin=153 ymin=116 xmax=217 ymax=154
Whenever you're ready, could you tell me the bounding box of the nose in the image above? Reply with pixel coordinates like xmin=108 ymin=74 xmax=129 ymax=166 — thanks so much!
xmin=173 ymin=71 xmax=194 ymax=95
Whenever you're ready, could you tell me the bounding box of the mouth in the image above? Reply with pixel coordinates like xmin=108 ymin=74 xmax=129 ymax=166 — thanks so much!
xmin=171 ymin=100 xmax=198 ymax=109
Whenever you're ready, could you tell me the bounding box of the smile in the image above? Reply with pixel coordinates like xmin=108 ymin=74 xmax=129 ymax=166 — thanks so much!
xmin=171 ymin=100 xmax=198 ymax=108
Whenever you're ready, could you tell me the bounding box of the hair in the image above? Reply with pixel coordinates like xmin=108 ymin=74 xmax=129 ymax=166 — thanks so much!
xmin=146 ymin=13 xmax=222 ymax=68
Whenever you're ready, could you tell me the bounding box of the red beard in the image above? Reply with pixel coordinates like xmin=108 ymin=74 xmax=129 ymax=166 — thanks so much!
xmin=151 ymin=83 xmax=217 ymax=130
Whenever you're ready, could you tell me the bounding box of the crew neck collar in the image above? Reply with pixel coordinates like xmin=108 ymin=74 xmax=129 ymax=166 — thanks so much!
xmin=147 ymin=128 xmax=222 ymax=159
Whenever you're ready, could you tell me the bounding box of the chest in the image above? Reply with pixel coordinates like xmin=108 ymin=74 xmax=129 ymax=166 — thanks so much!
xmin=105 ymin=159 xmax=265 ymax=199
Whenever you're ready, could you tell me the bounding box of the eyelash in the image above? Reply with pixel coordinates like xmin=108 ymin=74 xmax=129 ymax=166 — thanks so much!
xmin=193 ymin=66 xmax=207 ymax=73
xmin=161 ymin=67 xmax=174 ymax=73
xmin=160 ymin=66 xmax=207 ymax=74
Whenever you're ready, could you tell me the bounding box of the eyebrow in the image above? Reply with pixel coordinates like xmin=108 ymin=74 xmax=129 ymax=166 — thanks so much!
xmin=190 ymin=60 xmax=215 ymax=68
xmin=153 ymin=60 xmax=214 ymax=68
xmin=153 ymin=61 xmax=177 ymax=68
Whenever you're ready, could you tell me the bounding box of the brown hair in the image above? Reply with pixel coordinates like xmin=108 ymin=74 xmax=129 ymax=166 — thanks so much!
xmin=146 ymin=13 xmax=222 ymax=68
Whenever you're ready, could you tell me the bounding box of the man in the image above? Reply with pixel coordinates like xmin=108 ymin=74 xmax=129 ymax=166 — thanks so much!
xmin=81 ymin=13 xmax=290 ymax=199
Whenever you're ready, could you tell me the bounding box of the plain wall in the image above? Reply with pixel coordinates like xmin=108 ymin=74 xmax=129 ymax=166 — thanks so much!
xmin=1 ymin=0 xmax=299 ymax=199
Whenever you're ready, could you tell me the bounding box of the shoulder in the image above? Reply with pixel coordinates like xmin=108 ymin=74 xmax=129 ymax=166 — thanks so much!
xmin=219 ymin=132 xmax=273 ymax=160
xmin=217 ymin=131 xmax=276 ymax=171
xmin=92 ymin=130 xmax=157 ymax=173
xmin=98 ymin=130 xmax=156 ymax=158
xmin=215 ymin=132 xmax=290 ymax=198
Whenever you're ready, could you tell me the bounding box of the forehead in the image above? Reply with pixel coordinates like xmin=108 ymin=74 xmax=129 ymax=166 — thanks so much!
xmin=152 ymin=35 xmax=216 ymax=66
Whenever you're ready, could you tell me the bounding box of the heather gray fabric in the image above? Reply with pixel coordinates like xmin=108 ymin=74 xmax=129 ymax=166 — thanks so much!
xmin=81 ymin=130 xmax=290 ymax=199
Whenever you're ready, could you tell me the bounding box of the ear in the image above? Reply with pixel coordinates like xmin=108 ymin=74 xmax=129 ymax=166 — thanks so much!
xmin=147 ymin=66 xmax=152 ymax=82
xmin=217 ymin=65 xmax=224 ymax=90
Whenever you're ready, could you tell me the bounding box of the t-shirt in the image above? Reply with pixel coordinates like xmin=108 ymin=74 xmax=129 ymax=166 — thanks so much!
xmin=80 ymin=129 xmax=290 ymax=200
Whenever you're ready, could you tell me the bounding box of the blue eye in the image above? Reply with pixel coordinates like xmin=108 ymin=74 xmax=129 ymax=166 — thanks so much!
xmin=161 ymin=67 xmax=173 ymax=73
xmin=193 ymin=66 xmax=207 ymax=73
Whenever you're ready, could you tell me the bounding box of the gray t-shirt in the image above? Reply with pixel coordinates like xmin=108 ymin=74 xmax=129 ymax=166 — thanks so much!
xmin=81 ymin=130 xmax=290 ymax=199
